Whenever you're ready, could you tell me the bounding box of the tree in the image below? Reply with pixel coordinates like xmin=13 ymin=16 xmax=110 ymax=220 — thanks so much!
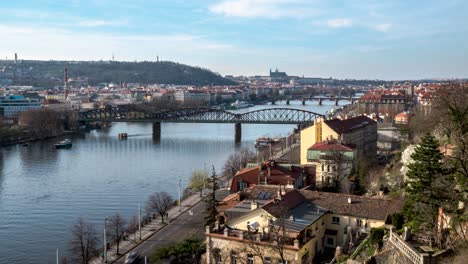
xmin=221 ymin=148 xmax=256 ymax=184
xmin=146 ymin=191 xmax=174 ymax=223
xmin=127 ymin=215 xmax=139 ymax=241
xmin=319 ymin=149 xmax=353 ymax=193
xmin=403 ymin=134 xmax=445 ymax=232
xmin=189 ymin=169 xmax=209 ymax=197
xmin=109 ymin=213 xmax=127 ymax=255
xmin=205 ymin=166 xmax=220 ymax=225
xmin=19 ymin=108 xmax=64 ymax=139
xmin=68 ymin=217 xmax=100 ymax=264
xmin=151 ymin=239 xmax=205 ymax=264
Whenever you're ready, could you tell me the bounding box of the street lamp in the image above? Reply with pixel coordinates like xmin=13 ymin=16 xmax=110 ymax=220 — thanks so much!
xmin=138 ymin=203 xmax=142 ymax=240
xmin=178 ymin=178 xmax=182 ymax=212
xmin=104 ymin=217 xmax=108 ymax=263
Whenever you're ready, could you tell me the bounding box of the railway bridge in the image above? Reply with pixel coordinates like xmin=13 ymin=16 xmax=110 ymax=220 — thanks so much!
xmin=78 ymin=107 xmax=324 ymax=143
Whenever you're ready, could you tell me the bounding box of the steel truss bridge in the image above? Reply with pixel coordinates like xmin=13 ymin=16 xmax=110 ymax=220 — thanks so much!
xmin=79 ymin=107 xmax=324 ymax=143
xmin=78 ymin=107 xmax=324 ymax=124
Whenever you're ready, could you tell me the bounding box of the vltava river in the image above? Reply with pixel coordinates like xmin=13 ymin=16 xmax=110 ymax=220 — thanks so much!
xmin=0 ymin=101 xmax=344 ymax=263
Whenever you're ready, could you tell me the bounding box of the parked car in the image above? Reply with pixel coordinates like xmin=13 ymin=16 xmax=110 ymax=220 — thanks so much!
xmin=124 ymin=251 xmax=139 ymax=264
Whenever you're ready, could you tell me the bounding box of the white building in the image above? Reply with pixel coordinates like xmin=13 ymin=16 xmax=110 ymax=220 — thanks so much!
xmin=0 ymin=95 xmax=41 ymax=117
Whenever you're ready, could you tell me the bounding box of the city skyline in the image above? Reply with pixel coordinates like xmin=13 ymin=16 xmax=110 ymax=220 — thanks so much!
xmin=1 ymin=0 xmax=467 ymax=80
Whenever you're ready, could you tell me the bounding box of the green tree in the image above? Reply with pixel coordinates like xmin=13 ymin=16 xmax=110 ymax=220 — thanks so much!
xmin=151 ymin=239 xmax=204 ymax=264
xmin=205 ymin=166 xmax=220 ymax=225
xmin=403 ymin=134 xmax=445 ymax=231
xmin=189 ymin=170 xmax=209 ymax=197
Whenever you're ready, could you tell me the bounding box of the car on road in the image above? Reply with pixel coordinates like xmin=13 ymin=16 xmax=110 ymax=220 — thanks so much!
xmin=124 ymin=251 xmax=139 ymax=264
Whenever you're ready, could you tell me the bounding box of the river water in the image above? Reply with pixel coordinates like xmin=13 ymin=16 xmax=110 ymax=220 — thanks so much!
xmin=0 ymin=101 xmax=344 ymax=263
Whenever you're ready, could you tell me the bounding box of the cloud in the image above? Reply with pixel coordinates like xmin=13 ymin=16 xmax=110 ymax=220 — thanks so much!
xmin=209 ymin=0 xmax=317 ymax=18
xmin=372 ymin=23 xmax=392 ymax=32
xmin=75 ymin=19 xmax=128 ymax=27
xmin=326 ymin=18 xmax=353 ymax=28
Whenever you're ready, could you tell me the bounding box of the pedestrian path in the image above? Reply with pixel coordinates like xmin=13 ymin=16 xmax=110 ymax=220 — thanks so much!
xmin=90 ymin=194 xmax=203 ymax=264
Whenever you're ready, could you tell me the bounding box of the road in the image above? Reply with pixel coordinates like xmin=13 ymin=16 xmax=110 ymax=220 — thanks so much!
xmin=114 ymin=190 xmax=228 ymax=264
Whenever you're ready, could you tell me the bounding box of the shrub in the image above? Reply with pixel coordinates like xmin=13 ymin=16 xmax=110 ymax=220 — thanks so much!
xmin=369 ymin=228 xmax=385 ymax=245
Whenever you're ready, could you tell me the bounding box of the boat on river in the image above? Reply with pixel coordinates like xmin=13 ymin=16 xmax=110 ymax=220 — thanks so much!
xmin=230 ymin=100 xmax=253 ymax=109
xmin=55 ymin=139 xmax=72 ymax=149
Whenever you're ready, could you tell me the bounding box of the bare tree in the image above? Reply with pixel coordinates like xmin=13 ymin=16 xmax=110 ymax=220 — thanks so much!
xmin=146 ymin=191 xmax=174 ymax=223
xmin=319 ymin=149 xmax=353 ymax=193
xmin=222 ymin=148 xmax=256 ymax=184
xmin=127 ymin=215 xmax=139 ymax=241
xmin=68 ymin=217 xmax=100 ymax=264
xmin=19 ymin=108 xmax=64 ymax=139
xmin=108 ymin=213 xmax=127 ymax=255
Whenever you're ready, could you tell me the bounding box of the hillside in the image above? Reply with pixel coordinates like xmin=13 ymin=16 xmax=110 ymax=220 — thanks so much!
xmin=0 ymin=60 xmax=237 ymax=87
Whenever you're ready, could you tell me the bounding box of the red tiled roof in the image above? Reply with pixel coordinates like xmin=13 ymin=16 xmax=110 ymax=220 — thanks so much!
xmin=308 ymin=141 xmax=354 ymax=151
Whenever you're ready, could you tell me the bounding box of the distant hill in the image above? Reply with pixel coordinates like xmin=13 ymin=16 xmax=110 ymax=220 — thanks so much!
xmin=0 ymin=60 xmax=237 ymax=87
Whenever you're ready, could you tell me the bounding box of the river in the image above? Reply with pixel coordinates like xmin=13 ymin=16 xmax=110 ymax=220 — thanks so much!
xmin=0 ymin=101 xmax=345 ymax=263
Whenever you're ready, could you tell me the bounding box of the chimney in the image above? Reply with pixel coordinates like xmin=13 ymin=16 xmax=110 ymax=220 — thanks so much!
xmin=267 ymin=167 xmax=271 ymax=177
xmin=294 ymin=239 xmax=300 ymax=248
xmin=205 ymin=225 xmax=211 ymax=234
xmin=251 ymin=200 xmax=258 ymax=210
xmin=224 ymin=228 xmax=229 ymax=237
xmin=347 ymin=197 xmax=352 ymax=204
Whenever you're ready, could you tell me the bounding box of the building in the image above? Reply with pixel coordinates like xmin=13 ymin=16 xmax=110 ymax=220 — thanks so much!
xmin=174 ymin=89 xmax=210 ymax=104
xmin=0 ymin=95 xmax=41 ymax=117
xmin=269 ymin=68 xmax=289 ymax=82
xmin=306 ymin=141 xmax=355 ymax=190
xmin=230 ymin=160 xmax=315 ymax=193
xmin=394 ymin=111 xmax=409 ymax=125
xmin=300 ymin=116 xmax=377 ymax=165
xmin=357 ymin=90 xmax=407 ymax=121
xmin=206 ymin=186 xmax=403 ymax=264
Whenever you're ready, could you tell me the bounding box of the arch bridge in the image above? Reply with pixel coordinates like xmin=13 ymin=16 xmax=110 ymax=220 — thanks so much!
xmin=271 ymin=96 xmax=360 ymax=106
xmin=79 ymin=107 xmax=324 ymax=143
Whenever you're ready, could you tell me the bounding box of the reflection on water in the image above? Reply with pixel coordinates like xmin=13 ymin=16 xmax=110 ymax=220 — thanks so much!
xmin=0 ymin=102 xmax=339 ymax=264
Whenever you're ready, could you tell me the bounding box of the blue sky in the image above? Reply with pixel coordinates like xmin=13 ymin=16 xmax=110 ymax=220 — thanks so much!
xmin=0 ymin=0 xmax=467 ymax=80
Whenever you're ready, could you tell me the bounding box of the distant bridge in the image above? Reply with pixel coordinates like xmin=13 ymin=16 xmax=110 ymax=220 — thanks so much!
xmin=271 ymin=95 xmax=360 ymax=106
xmin=79 ymin=107 xmax=324 ymax=143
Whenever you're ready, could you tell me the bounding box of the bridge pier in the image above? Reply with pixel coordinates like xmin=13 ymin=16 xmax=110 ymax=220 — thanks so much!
xmin=234 ymin=123 xmax=241 ymax=144
xmin=318 ymin=98 xmax=322 ymax=106
xmin=153 ymin=122 xmax=161 ymax=143
xmin=302 ymin=99 xmax=306 ymax=105
xmin=271 ymin=100 xmax=276 ymax=105
xmin=335 ymin=99 xmax=339 ymax=106
xmin=286 ymin=99 xmax=290 ymax=105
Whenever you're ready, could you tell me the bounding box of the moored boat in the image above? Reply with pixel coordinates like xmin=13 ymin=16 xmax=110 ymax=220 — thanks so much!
xmin=55 ymin=139 xmax=72 ymax=149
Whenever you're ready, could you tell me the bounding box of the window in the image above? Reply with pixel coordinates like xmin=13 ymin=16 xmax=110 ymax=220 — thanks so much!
xmin=247 ymin=254 xmax=254 ymax=264
xmin=238 ymin=180 xmax=248 ymax=191
xmin=231 ymin=251 xmax=238 ymax=264
xmin=344 ymin=226 xmax=348 ymax=235
xmin=327 ymin=237 xmax=334 ymax=246
xmin=264 ymin=257 xmax=271 ymax=264
xmin=213 ymin=249 xmax=222 ymax=264
xmin=332 ymin=216 xmax=340 ymax=224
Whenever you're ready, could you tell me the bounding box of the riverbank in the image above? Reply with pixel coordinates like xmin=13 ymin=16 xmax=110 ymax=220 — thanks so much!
xmin=0 ymin=129 xmax=79 ymax=147
xmin=89 ymin=192 xmax=206 ymax=264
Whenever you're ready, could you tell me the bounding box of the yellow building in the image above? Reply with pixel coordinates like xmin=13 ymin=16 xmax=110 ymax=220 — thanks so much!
xmin=300 ymin=116 xmax=377 ymax=165
xmin=206 ymin=187 xmax=402 ymax=264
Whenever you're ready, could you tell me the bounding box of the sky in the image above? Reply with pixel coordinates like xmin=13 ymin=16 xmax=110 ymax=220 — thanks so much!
xmin=0 ymin=0 xmax=467 ymax=80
